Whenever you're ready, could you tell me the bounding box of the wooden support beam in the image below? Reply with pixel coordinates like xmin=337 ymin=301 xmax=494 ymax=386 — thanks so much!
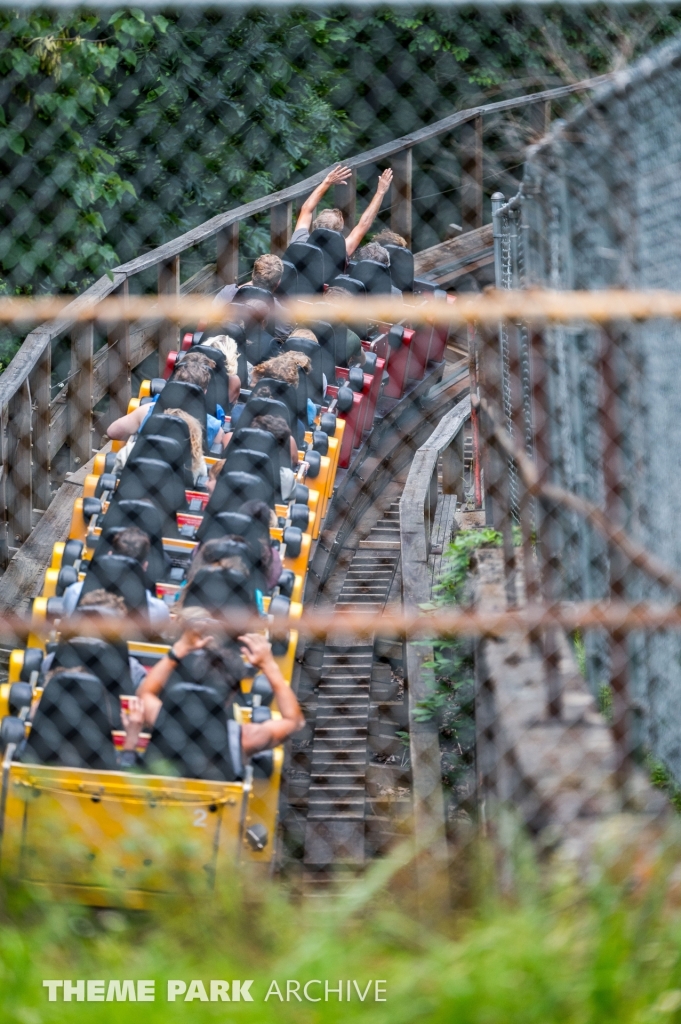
xmin=6 ymin=381 xmax=33 ymax=547
xmin=460 ymin=115 xmax=484 ymax=232
xmin=158 ymin=256 xmax=180 ymax=367
xmin=216 ymin=223 xmax=239 ymax=287
xmin=270 ymin=203 xmax=292 ymax=256
xmin=69 ymin=323 xmax=94 ymax=468
xmin=107 ymin=278 xmax=131 ymax=423
xmin=391 ymin=149 xmax=412 ymax=248
xmin=442 ymin=428 xmax=465 ymax=497
xmin=335 ymin=168 xmax=357 ymax=232
xmin=32 ymin=342 xmax=51 ymax=512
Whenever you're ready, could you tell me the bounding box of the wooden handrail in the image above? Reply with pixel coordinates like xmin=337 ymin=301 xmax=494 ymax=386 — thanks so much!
xmin=0 ymin=73 xmax=608 ymax=564
xmin=399 ymin=396 xmax=470 ymax=870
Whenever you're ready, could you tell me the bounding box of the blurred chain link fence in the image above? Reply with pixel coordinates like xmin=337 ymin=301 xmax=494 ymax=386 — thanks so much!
xmin=2 ymin=3 xmax=681 ymax=887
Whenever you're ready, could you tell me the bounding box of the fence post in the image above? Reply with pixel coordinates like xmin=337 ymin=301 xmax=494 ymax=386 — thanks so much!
xmin=158 ymin=256 xmax=180 ymax=367
xmin=391 ymin=148 xmax=412 ymax=248
xmin=335 ymin=168 xmax=356 ymax=231
xmin=217 ymin=223 xmax=239 ymax=287
xmin=107 ymin=279 xmax=131 ymax=424
xmin=6 ymin=381 xmax=33 ymax=548
xmin=69 ymin=323 xmax=94 ymax=468
xmin=32 ymin=341 xmax=51 ymax=513
xmin=468 ymin=323 xmax=483 ymax=508
xmin=460 ymin=114 xmax=483 ymax=232
xmin=270 ymin=202 xmax=292 ymax=256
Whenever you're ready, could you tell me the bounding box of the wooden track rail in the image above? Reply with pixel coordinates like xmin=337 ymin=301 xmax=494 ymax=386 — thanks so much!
xmin=0 ymin=74 xmax=609 ymax=566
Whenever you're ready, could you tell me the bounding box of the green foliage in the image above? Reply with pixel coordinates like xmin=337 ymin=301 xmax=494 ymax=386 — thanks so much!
xmin=649 ymin=757 xmax=681 ymax=813
xmin=432 ymin=526 xmax=502 ymax=606
xmin=5 ymin=838 xmax=681 ymax=1022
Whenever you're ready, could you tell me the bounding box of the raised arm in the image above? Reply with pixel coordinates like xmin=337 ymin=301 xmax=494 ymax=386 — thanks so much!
xmin=107 ymin=403 xmax=149 ymax=442
xmin=293 ymin=165 xmax=352 ymax=235
xmin=238 ymin=634 xmax=305 ymax=755
xmin=344 ymin=168 xmax=393 ymax=257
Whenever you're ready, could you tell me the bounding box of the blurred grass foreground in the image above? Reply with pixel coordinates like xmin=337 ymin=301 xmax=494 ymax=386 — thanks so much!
xmin=5 ymin=824 xmax=681 ymax=1023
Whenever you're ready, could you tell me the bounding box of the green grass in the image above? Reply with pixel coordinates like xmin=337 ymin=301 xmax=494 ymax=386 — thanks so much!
xmin=6 ymin=830 xmax=681 ymax=1023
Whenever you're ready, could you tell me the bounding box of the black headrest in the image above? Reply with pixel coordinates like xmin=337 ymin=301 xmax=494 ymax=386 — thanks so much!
xmin=308 ymin=228 xmax=347 ymax=284
xmin=329 ymin=274 xmax=366 ymax=296
xmin=250 ymin=379 xmax=296 ymax=430
xmin=196 ymin=510 xmax=250 ymax=544
xmin=78 ymin=553 xmax=149 ymax=613
xmin=206 ymin=322 xmax=246 ymax=348
xmin=204 ymin=469 xmax=275 ymax=515
xmin=145 ymin=683 xmax=241 ymax=782
xmin=183 ymin=567 xmax=255 ymax=612
xmin=384 ymin=244 xmax=414 ymax=291
xmin=275 ymin=260 xmax=298 ymax=298
xmin=140 ymin=413 xmax=191 ymax=450
xmin=351 ymin=259 xmax=393 ymax=295
xmin=151 ymin=381 xmax=207 ymax=440
xmin=99 ymin=498 xmax=170 ymax=584
xmin=236 ymin=396 xmax=293 ymax=437
xmin=116 ymin=457 xmax=186 ymax=530
xmin=282 ymin=337 xmax=324 ymax=402
xmin=282 ymin=241 xmax=324 ymax=294
xmin=234 ymin=284 xmax=274 ymax=306
xmin=198 ymin=537 xmax=253 ymax=568
xmin=50 ymin=637 xmax=135 ymax=697
xmin=222 ymin=447 xmax=275 ymax=486
xmin=189 ymin=344 xmax=227 ymax=372
xmin=231 ymin=427 xmax=282 ymax=460
xmin=21 ymin=671 xmax=120 ymax=771
xmin=129 ymin=434 xmax=186 ymax=474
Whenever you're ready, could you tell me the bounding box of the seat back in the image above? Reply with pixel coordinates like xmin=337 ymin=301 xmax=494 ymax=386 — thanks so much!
xmin=204 ymin=469 xmax=275 ymax=515
xmin=351 ymin=259 xmax=393 ymax=295
xmin=235 ymin=396 xmax=293 ymax=435
xmin=183 ymin=567 xmax=255 ymax=611
xmin=78 ymin=554 xmax=149 ymax=613
xmin=21 ymin=671 xmax=120 ymax=771
xmin=385 ymin=244 xmax=414 ymax=291
xmin=128 ymin=434 xmax=187 ymax=477
xmin=151 ymin=381 xmax=207 ymax=445
xmin=308 ymin=320 xmax=338 ymax=380
xmin=50 ymin=638 xmax=134 ymax=698
xmin=308 ymin=228 xmax=347 ymax=284
xmin=139 ymin=412 xmax=191 ymax=453
xmin=194 ymin=512 xmax=271 ymax=587
xmin=186 ymin=344 xmax=231 ymax=415
xmin=283 ymin=241 xmax=324 ymax=294
xmin=221 ymin=448 xmax=277 ymax=497
xmin=98 ymin=498 xmax=169 ymax=583
xmin=234 ymin=284 xmax=274 ymax=306
xmin=145 ymin=683 xmax=240 ymax=782
xmin=329 ymin=275 xmax=366 ymax=296
xmin=249 ymin=380 xmax=297 ymax=433
xmin=116 ymin=456 xmax=186 ymax=533
xmin=275 ymin=260 xmax=298 ymax=297
xmin=283 ymin=336 xmax=325 ymax=404
xmin=231 ymin=427 xmax=286 ymax=479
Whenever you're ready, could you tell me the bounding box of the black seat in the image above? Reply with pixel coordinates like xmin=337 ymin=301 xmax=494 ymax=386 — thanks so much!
xmin=350 ymin=259 xmax=393 ymax=295
xmin=203 ymin=469 xmax=275 ymax=515
xmin=235 ymin=395 xmax=294 ymax=436
xmin=220 ymin=447 xmax=278 ymax=500
xmin=128 ymin=434 xmax=189 ymax=484
xmin=275 ymin=260 xmax=298 ymax=298
xmin=98 ymin=498 xmax=170 ymax=583
xmin=195 ymin=511 xmax=271 ymax=584
xmin=248 ymin=381 xmax=297 ymax=434
xmin=49 ymin=638 xmax=135 ymax=698
xmin=283 ymin=241 xmax=324 ymax=294
xmin=284 ymin=335 xmax=325 ymax=403
xmin=78 ymin=554 xmax=149 ymax=614
xmin=309 ymin=320 xmax=338 ymax=380
xmin=329 ymin=275 xmax=366 ymax=296
xmin=145 ymin=683 xmax=242 ymax=782
xmin=139 ymin=412 xmax=191 ymax=454
xmin=21 ymin=671 xmax=120 ymax=771
xmin=234 ymin=284 xmax=274 ymax=306
xmin=116 ymin=457 xmax=187 ymax=535
xmin=150 ymin=381 xmax=208 ymax=448
xmin=308 ymin=228 xmax=347 ymax=284
xmin=385 ymin=245 xmax=414 ymax=292
xmin=183 ymin=344 xmax=231 ymax=416
xmin=183 ymin=567 xmax=256 ymax=612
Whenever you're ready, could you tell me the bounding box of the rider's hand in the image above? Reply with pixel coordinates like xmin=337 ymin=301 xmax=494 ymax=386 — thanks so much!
xmin=238 ymin=633 xmax=274 ymax=670
xmin=376 ymin=168 xmax=393 ymax=195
